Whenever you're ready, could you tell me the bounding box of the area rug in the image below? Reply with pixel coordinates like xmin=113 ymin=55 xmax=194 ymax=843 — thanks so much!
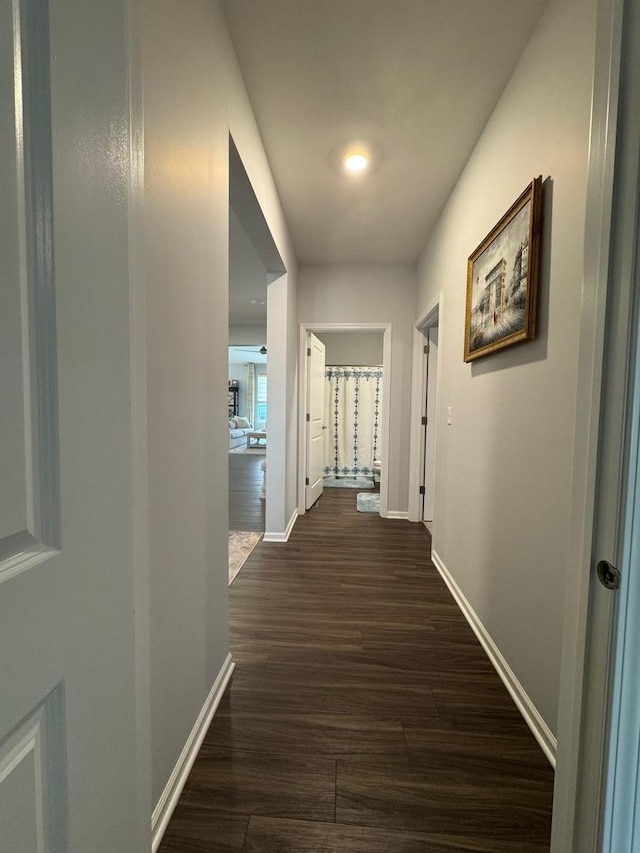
xmin=228 ymin=531 xmax=262 ymax=584
xmin=323 ymin=476 xmax=374 ymax=489
xmin=357 ymin=492 xmax=381 ymax=513
xmin=229 ymin=445 xmax=266 ymax=455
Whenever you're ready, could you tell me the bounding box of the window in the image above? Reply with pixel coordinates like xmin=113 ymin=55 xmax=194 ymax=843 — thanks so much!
xmin=256 ymin=374 xmax=267 ymax=425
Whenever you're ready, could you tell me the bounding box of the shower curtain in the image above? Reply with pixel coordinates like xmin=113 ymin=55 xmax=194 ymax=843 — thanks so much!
xmin=323 ymin=366 xmax=383 ymax=478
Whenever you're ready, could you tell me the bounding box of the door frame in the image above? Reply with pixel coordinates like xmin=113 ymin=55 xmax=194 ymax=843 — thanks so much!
xmin=408 ymin=297 xmax=443 ymax=524
xmin=551 ymin=0 xmax=634 ymax=848
xmin=298 ymin=323 xmax=392 ymax=518
xmin=423 ymin=325 xmax=439 ymax=523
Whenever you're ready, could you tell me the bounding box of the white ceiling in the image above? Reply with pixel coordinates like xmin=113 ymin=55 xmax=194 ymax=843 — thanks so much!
xmin=221 ymin=0 xmax=548 ymax=264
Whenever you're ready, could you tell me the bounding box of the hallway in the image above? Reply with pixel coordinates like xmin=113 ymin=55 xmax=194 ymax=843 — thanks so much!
xmin=159 ymin=489 xmax=554 ymax=852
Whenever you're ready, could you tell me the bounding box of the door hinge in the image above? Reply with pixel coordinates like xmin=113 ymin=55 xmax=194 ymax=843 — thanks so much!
xmin=307 ymin=347 xmax=311 ymax=356
xmin=306 ymin=413 xmax=310 ymax=422
xmin=419 ymin=485 xmax=425 ymax=495
xmin=305 ymin=477 xmax=309 ymax=486
xmin=596 ymin=560 xmax=621 ymax=590
xmin=424 ymin=344 xmax=430 ymax=354
xmin=421 ymin=416 xmax=428 ymax=426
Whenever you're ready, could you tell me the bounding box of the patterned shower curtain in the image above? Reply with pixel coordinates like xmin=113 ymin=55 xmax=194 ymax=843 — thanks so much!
xmin=323 ymin=366 xmax=383 ymax=478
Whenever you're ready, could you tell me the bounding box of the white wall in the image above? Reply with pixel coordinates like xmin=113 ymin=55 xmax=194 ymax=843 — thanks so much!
xmin=298 ymin=265 xmax=416 ymax=513
xmin=285 ymin=274 xmax=299 ymax=525
xmin=229 ymin=324 xmax=267 ymax=345
xmin=266 ymin=273 xmax=298 ymax=535
xmin=316 ymin=331 xmax=384 ymax=365
xmin=143 ymin=0 xmax=297 ymax=808
xmin=415 ymin=0 xmax=597 ymax=736
xmin=229 ymin=206 xmax=268 ymax=325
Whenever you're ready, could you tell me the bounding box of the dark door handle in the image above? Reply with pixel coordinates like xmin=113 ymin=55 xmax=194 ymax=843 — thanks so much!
xmin=596 ymin=560 xmax=621 ymax=590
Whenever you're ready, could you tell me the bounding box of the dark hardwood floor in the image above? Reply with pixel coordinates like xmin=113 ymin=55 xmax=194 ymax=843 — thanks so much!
xmin=160 ymin=488 xmax=554 ymax=852
xmin=229 ymin=451 xmax=265 ymax=532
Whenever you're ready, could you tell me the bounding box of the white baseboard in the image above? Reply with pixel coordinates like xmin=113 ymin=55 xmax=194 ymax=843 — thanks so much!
xmin=263 ymin=509 xmax=298 ymax=543
xmin=151 ymin=653 xmax=235 ymax=852
xmin=431 ymin=550 xmax=557 ymax=767
xmin=385 ymin=510 xmax=409 ymax=520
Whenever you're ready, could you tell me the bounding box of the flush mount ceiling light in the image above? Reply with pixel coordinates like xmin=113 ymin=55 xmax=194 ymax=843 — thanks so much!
xmin=331 ymin=140 xmax=382 ymax=178
xmin=343 ymin=152 xmax=369 ymax=173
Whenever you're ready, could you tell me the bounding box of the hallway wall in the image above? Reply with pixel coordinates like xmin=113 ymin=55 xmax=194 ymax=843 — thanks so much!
xmin=229 ymin=325 xmax=267 ymax=345
xmin=142 ymin=0 xmax=296 ymax=808
xmin=298 ymin=264 xmax=416 ymax=514
xmin=229 ymin=206 xmax=268 ymax=325
xmin=416 ymin=0 xmax=597 ymax=737
xmin=315 ymin=331 xmax=384 ymax=365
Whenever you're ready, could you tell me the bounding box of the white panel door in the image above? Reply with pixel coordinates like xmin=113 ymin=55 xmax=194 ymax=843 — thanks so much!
xmin=0 ymin=5 xmax=67 ymax=847
xmin=0 ymin=1 xmax=140 ymax=850
xmin=305 ymin=333 xmax=326 ymax=509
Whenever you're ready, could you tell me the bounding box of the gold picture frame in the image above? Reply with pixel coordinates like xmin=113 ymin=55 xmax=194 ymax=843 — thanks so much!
xmin=464 ymin=176 xmax=543 ymax=362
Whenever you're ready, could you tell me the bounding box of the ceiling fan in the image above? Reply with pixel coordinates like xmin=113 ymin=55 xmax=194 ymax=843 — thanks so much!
xmin=231 ymin=345 xmax=267 ymax=355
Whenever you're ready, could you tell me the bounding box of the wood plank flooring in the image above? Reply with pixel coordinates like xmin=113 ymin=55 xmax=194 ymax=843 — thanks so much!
xmin=229 ymin=451 xmax=265 ymax=532
xmin=159 ymin=488 xmax=554 ymax=852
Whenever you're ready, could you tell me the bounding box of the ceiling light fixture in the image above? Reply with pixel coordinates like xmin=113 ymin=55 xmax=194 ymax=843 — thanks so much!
xmin=331 ymin=140 xmax=381 ymax=178
xmin=343 ymin=152 xmax=369 ymax=174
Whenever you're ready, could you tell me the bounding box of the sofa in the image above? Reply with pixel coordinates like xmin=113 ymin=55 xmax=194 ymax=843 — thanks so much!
xmin=229 ymin=416 xmax=253 ymax=450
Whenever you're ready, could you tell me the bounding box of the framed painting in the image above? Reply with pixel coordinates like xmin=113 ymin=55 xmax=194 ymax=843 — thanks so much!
xmin=464 ymin=176 xmax=543 ymax=362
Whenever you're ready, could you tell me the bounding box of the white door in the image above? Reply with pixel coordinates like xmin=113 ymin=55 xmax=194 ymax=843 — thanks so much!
xmin=0 ymin=3 xmax=142 ymax=851
xmin=590 ymin=2 xmax=640 ymax=845
xmin=552 ymin=2 xmax=640 ymax=849
xmin=305 ymin=333 xmax=326 ymax=508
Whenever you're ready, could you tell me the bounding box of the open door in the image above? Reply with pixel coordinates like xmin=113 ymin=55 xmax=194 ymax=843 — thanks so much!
xmin=305 ymin=333 xmax=326 ymax=508
xmin=0 ymin=3 xmax=141 ymax=849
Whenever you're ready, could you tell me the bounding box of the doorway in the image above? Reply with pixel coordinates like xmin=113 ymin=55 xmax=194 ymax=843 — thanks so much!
xmin=409 ymin=298 xmax=442 ymax=525
xmin=228 ymin=344 xmax=267 ymax=535
xmin=299 ymin=324 xmax=392 ymax=518
xmin=422 ymin=323 xmax=439 ymax=528
xmin=228 ymin=137 xmax=285 ymax=577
